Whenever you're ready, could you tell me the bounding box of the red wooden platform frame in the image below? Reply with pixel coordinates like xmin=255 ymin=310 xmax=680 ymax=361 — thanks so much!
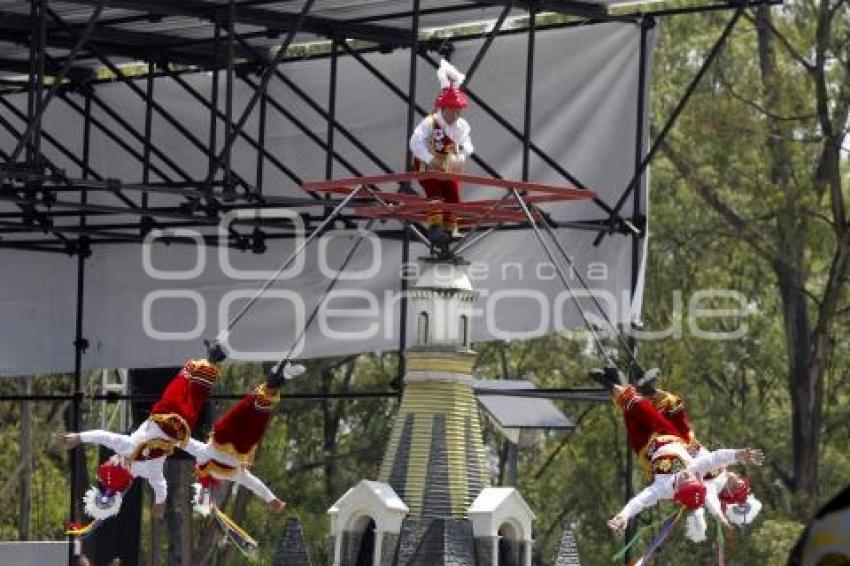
xmin=301 ymin=171 xmax=596 ymax=227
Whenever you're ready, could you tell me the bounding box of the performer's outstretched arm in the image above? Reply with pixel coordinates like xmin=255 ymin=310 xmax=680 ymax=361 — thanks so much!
xmin=233 ymin=468 xmax=275 ymax=502
xmin=182 ymin=437 xmax=207 ymax=460
xmin=688 ymin=448 xmax=763 ymax=478
xmin=608 ymin=477 xmax=673 ymax=532
xmin=233 ymin=469 xmax=285 ymax=512
xmin=72 ymin=430 xmax=134 ymax=455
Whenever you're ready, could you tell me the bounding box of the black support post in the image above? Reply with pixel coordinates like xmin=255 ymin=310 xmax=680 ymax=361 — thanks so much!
xmin=397 ymin=0 xmax=420 ymax=388
xmin=209 ymin=17 xmax=221 ymax=183
xmin=225 ymin=0 xmax=235 ymax=196
xmin=142 ymin=61 xmax=154 ymax=208
xmin=325 ymin=39 xmax=338 ymax=182
xmin=596 ymin=5 xmax=745 ymax=245
xmin=256 ymin=80 xmax=267 ymax=195
xmin=623 ymin=18 xmax=651 ymax=563
xmin=522 ymin=5 xmax=535 ymax=182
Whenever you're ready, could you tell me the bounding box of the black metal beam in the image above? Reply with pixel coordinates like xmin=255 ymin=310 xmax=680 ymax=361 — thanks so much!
xmin=0 ymin=12 xmax=228 ymax=69
xmin=0 ymin=93 xmax=143 ymax=211
xmin=593 ymin=4 xmax=745 ymax=246
xmin=61 ymin=0 xmax=412 ymax=46
xmin=203 ymin=0 xmax=316 ymax=193
xmin=461 ymin=1 xmax=514 ymax=88
xmin=469 ymin=0 xmax=609 ymax=19
xmin=164 ymin=69 xmax=306 ymax=192
xmin=0 ymin=3 xmax=104 ymax=187
xmin=47 ymin=9 xmax=262 ymax=200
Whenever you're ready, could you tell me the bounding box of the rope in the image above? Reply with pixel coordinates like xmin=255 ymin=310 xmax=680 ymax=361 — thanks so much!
xmin=635 ymin=506 xmax=685 ymax=564
xmin=276 ymin=220 xmax=375 ymax=366
xmin=535 ymin=204 xmax=643 ymax=372
xmin=716 ymin=518 xmax=727 ymax=566
xmin=611 ymin=508 xmax=679 ymax=562
xmin=217 ymin=185 xmax=364 ymax=342
xmin=512 ymin=189 xmax=616 ymax=366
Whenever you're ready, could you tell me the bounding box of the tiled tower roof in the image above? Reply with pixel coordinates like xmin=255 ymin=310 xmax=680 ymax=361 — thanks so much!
xmin=555 ymin=524 xmax=582 ymax=566
xmin=378 ymin=351 xmax=489 ymax=519
xmin=274 ymin=517 xmax=312 ymax=566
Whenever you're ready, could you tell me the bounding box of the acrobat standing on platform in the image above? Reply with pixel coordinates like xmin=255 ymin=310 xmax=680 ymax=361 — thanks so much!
xmin=409 ymin=58 xmax=474 ymax=240
xmin=62 ymin=342 xmax=226 ymax=529
xmin=187 ymin=359 xmax=305 ymax=516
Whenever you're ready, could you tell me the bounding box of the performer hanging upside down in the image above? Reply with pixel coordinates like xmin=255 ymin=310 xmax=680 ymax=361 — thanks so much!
xmin=635 ymin=369 xmax=763 ymax=537
xmin=188 ymin=360 xmax=305 ymax=516
xmin=63 ymin=342 xmax=226 ymax=522
xmin=620 ymin=368 xmax=764 ymax=540
xmin=409 ymin=58 xmax=474 ymax=240
xmin=590 ymin=366 xmax=764 ymax=537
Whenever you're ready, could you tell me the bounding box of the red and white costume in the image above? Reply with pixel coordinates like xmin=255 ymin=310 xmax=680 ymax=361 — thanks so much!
xmin=188 ymin=382 xmax=281 ymax=511
xmin=78 ymin=359 xmax=220 ymax=516
xmin=647 ymin=388 xmax=762 ymax=539
xmin=612 ymin=385 xmax=750 ymax=532
xmin=408 ymin=59 xmax=474 ymax=230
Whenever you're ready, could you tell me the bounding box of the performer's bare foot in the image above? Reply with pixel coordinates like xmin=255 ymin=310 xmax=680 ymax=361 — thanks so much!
xmin=62 ymin=433 xmax=81 ymax=450
xmin=152 ymin=502 xmax=166 ymax=520
xmin=267 ymin=499 xmax=286 ymax=514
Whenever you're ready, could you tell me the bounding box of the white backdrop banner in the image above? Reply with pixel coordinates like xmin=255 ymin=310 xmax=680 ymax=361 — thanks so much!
xmin=0 ymin=23 xmax=652 ymax=374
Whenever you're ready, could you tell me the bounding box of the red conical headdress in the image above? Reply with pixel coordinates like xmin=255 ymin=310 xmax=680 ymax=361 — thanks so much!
xmin=434 ymin=58 xmax=468 ymax=110
xmin=674 ymin=478 xmax=707 ymax=510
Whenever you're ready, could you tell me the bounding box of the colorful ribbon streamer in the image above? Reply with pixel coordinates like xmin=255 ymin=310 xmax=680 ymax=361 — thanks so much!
xmin=612 ymin=508 xmax=681 ymax=562
xmin=65 ymin=520 xmax=102 ymax=538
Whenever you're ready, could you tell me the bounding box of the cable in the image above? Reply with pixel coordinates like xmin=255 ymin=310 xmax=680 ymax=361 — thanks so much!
xmin=511 ymin=189 xmax=617 ymax=367
xmin=536 ymin=207 xmax=643 ymax=371
xmin=217 ymin=184 xmax=364 ymax=342
xmin=276 ymin=219 xmax=376 ymax=365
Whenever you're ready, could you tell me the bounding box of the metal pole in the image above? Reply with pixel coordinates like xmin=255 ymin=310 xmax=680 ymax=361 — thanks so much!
xmin=142 ymin=61 xmax=154 ymax=208
xmin=623 ymin=19 xmax=651 ymax=563
xmin=204 ymin=0 xmax=316 ymax=187
xmin=325 ymin=39 xmax=338 ymax=182
xmin=46 ymin=13 xmax=259 ymax=195
xmin=26 ymin=0 xmax=38 ymax=165
xmin=0 ymin=3 xmax=105 ymax=188
xmin=33 ymin=0 xmax=46 ymax=170
xmin=462 ymin=1 xmax=513 ymax=88
xmin=224 ymin=0 xmax=235 ymax=195
xmin=209 ymin=17 xmax=221 ymax=183
xmin=59 ymin=93 xmax=180 ymax=185
xmin=165 ymin=70 xmax=304 ymax=188
xmin=597 ymin=6 xmax=744 ymax=243
xmin=397 ymin=0 xmax=420 ymax=387
xmin=238 ymin=37 xmax=395 ymax=175
xmin=69 ymin=85 xmax=92 ymax=564
xmin=522 ymin=4 xmax=535 ymax=182
xmin=256 ymin=75 xmax=267 ymax=195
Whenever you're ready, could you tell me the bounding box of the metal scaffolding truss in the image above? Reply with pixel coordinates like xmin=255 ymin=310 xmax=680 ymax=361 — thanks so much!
xmin=0 ymin=0 xmax=777 ymax=256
